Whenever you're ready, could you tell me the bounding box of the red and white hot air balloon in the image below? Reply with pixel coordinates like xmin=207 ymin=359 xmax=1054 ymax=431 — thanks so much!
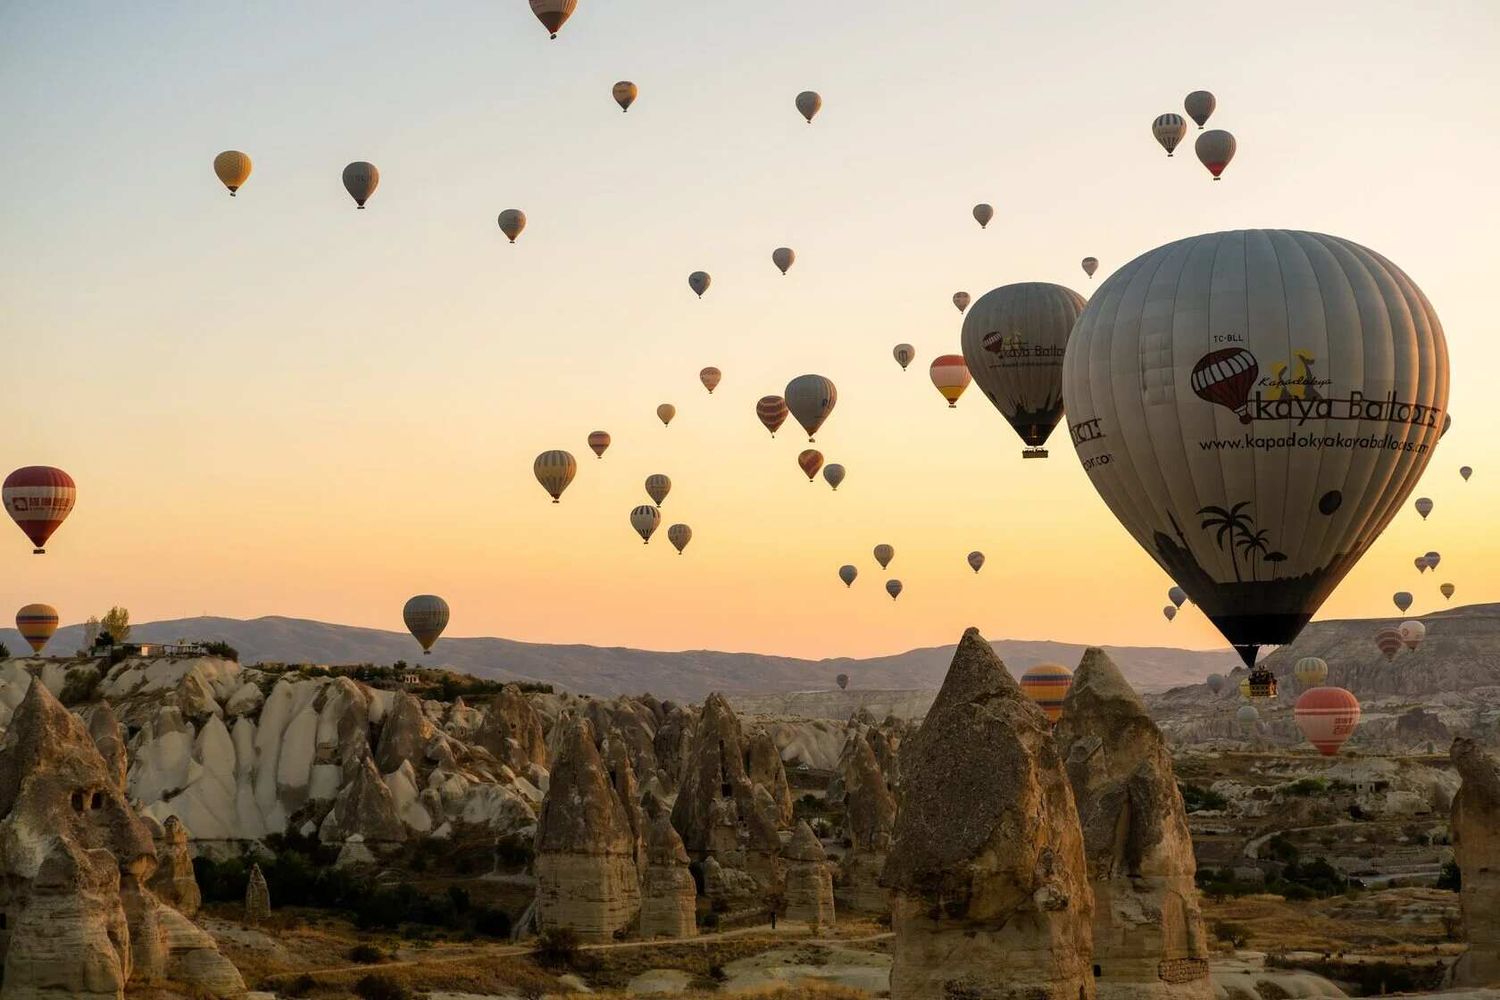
xmin=928 ymin=355 xmax=971 ymax=407
xmin=3 ymin=467 xmax=76 ymax=554
xmin=1375 ymin=626 xmax=1404 ymax=660
xmin=1294 ymin=687 xmax=1361 ymax=756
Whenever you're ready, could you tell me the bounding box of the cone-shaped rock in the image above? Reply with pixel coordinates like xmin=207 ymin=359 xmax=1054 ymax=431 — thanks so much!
xmin=319 ymin=752 xmax=406 ymax=844
xmin=785 ymin=820 xmax=836 ymax=930
xmin=1056 ymin=648 xmax=1211 ymax=1000
xmin=882 ymin=628 xmax=1094 ymax=1000
xmin=640 ymin=797 xmax=697 ymax=939
xmin=1451 ymin=738 xmax=1500 ymax=986
xmin=835 ymin=729 xmax=897 ymax=912
xmin=671 ymin=693 xmax=756 ymax=855
xmin=475 ymin=683 xmax=548 ymax=772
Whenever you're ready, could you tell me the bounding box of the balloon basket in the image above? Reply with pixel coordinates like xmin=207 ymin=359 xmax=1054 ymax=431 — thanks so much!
xmin=1022 ymin=448 xmax=1049 ymax=459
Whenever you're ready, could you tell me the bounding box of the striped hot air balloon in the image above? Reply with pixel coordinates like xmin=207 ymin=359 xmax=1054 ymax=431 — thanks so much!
xmin=967 ymin=551 xmax=985 ymax=573
xmin=785 ymin=375 xmax=838 ymax=441
xmin=213 ymin=150 xmax=252 ymax=195
xmin=667 ymin=523 xmax=692 ymax=554
xmin=533 ymin=450 xmax=577 ymax=502
xmin=16 ymin=604 xmax=59 ymax=654
xmin=757 ymin=395 xmax=789 ymax=437
xmin=4 ymin=467 xmax=76 ymax=554
xmin=588 ymin=431 xmax=611 ymax=458
xmin=700 ymin=367 xmax=722 ymax=394
xmin=822 ymin=463 xmax=845 ymax=490
xmin=630 ymin=505 xmax=661 ymax=544
xmin=1295 ymin=686 xmax=1361 ymax=756
xmin=873 ymin=544 xmax=894 ymax=569
xmin=885 ymin=579 xmax=903 ymax=601
xmin=1375 ymin=626 xmax=1404 ymax=660
xmin=798 ymin=449 xmax=824 ymax=482
xmin=1294 ymin=656 xmax=1328 ymax=689
xmin=1020 ymin=663 xmax=1073 ymax=724
xmin=1152 ymin=113 xmax=1187 ymax=156
xmin=928 ymin=355 xmax=971 ymax=407
xmin=403 ymin=595 xmax=449 ymax=655
xmin=645 ymin=474 xmax=671 ymax=506
xmin=529 ymin=0 xmax=577 ymax=38
xmin=1399 ymin=620 xmax=1426 ymax=651
xmin=893 ymin=344 xmax=915 ymax=371
xmin=839 ymin=565 xmax=857 ymax=587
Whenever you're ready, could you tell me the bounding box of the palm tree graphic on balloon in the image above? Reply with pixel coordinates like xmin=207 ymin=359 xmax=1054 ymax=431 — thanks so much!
xmin=1198 ymin=501 xmax=1287 ymax=581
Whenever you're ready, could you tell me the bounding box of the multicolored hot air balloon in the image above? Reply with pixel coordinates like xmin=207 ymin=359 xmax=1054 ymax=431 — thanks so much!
xmin=823 ymin=464 xmax=846 ymax=491
xmin=1168 ymin=586 xmax=1187 ymax=608
xmin=1152 ymin=113 xmax=1187 ymax=156
xmin=668 ymin=523 xmax=692 ymax=554
xmin=953 ymin=291 xmax=971 ymax=313
xmin=885 ymin=579 xmax=903 ymax=601
xmin=498 ymin=209 xmax=527 ymax=243
xmin=403 ymin=595 xmax=449 ymax=655
xmin=1163 ymin=605 xmax=1177 ymax=622
xmin=1295 ymin=686 xmax=1361 ymax=756
xmin=213 ymin=151 xmax=252 ymax=196
xmin=1081 ymin=257 xmax=1099 ymax=279
xmin=529 ymin=0 xmax=577 ymax=38
xmin=1184 ymin=90 xmax=1216 ymax=129
xmin=1415 ymin=497 xmax=1433 ymax=519
xmin=612 ymin=81 xmax=638 ymax=111
xmin=1061 ymin=230 xmax=1448 ymax=686
xmin=962 ymin=283 xmax=1086 ymax=457
xmin=967 ymin=551 xmax=985 ymax=573
xmin=1394 ymin=592 xmax=1414 ymax=613
xmin=773 ymin=247 xmax=796 ymax=275
xmin=893 ymin=344 xmax=915 ymax=371
xmin=657 ymin=403 xmax=676 ymax=427
xmin=4 ymin=467 xmax=76 ymax=554
xmin=757 ymin=395 xmax=789 ymax=437
xmin=1399 ymin=619 xmax=1426 ymax=651
xmin=688 ymin=271 xmax=711 ymax=298
xmin=588 ymin=431 xmax=611 ymax=458
xmin=1460 ymin=466 xmax=1473 ymax=481
xmin=16 ymin=604 xmax=58 ymax=654
xmin=785 ymin=375 xmax=837 ymax=441
xmin=972 ymin=204 xmax=993 ymax=229
xmin=928 ymin=355 xmax=971 ymax=407
xmin=645 ymin=474 xmax=671 ymax=507
xmin=1295 ymin=656 xmax=1328 ymax=689
xmin=1020 ymin=663 xmax=1073 ymax=724
xmin=1441 ymin=582 xmax=1456 ymax=600
xmin=1236 ymin=704 xmax=1260 ymax=730
xmin=1206 ymin=673 xmax=1226 ymax=694
xmin=533 ymin=450 xmax=578 ymax=503
xmin=1195 ymin=130 xmax=1236 ymax=180
xmin=798 ymin=449 xmax=824 ymax=482
xmin=839 ymin=564 xmax=857 ymax=587
xmin=342 ymin=161 xmax=379 ymax=208
xmin=630 ymin=505 xmax=661 ymax=544
xmin=796 ymin=91 xmax=822 ymax=124
xmin=700 ymin=367 xmax=722 ymax=394
xmin=873 ymin=544 xmax=894 ymax=569
xmin=1375 ymin=626 xmax=1404 ymax=660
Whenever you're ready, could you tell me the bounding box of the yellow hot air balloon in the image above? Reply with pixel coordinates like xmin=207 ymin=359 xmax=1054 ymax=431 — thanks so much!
xmin=529 ymin=0 xmax=577 ymax=38
xmin=213 ymin=151 xmax=252 ymax=196
xmin=1020 ymin=663 xmax=1073 ymax=724
xmin=928 ymin=354 xmax=971 ymax=407
xmin=1238 ymin=676 xmax=1252 ymax=700
xmin=403 ymin=595 xmax=450 ymax=655
xmin=700 ymin=367 xmax=722 ymax=394
xmin=1294 ymin=656 xmax=1328 ymax=689
xmin=498 ymin=209 xmax=527 ymax=243
xmin=16 ymin=604 xmax=59 ymax=654
xmin=613 ymin=81 xmax=638 ymax=112
xmin=533 ymin=450 xmax=578 ymax=503
xmin=342 ymin=161 xmax=380 ymax=208
xmin=773 ymin=247 xmax=796 ymax=275
xmin=796 ymin=91 xmax=822 ymax=124
xmin=657 ymin=403 xmax=676 ymax=427
xmin=668 ymin=523 xmax=692 ymax=554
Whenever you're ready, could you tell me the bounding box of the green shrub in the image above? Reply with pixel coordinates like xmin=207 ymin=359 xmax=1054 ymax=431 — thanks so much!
xmin=1178 ymin=782 xmax=1228 ymax=812
xmin=59 ymin=667 xmax=103 ymax=706
xmin=201 ymin=640 xmax=240 ymax=661
xmin=1213 ymin=921 xmax=1250 ymax=949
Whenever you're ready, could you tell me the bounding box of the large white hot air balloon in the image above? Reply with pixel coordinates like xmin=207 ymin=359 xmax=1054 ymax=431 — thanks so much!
xmin=1061 ymin=229 xmax=1449 ymax=686
xmin=1398 ymin=619 xmax=1426 ymax=650
xmin=961 ymin=282 xmax=1086 ymax=458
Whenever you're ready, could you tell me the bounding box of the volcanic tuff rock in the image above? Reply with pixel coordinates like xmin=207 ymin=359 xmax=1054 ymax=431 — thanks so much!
xmin=319 ymin=752 xmax=406 ymax=844
xmin=244 ymin=863 xmax=270 ymax=924
xmin=474 ymin=684 xmax=548 ymax=772
xmin=1450 ymin=738 xmax=1500 ymax=987
xmin=640 ymin=802 xmax=697 ymax=939
xmin=535 ymin=716 xmax=641 ymax=942
xmin=829 ymin=728 xmax=897 ymax=913
xmin=882 ymin=628 xmax=1095 ymax=1000
xmin=375 ymin=691 xmax=435 ymax=773
xmin=1055 ymin=648 xmax=1211 ymax=1000
xmin=148 ymin=816 xmax=202 ymax=918
xmin=671 ymin=693 xmax=758 ymax=856
xmin=746 ymin=728 xmax=795 ymax=827
xmin=784 ymin=820 xmax=835 ymax=930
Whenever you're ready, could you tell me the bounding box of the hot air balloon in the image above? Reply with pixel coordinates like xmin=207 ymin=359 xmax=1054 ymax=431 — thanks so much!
xmin=3 ymin=467 xmax=76 ymax=554
xmin=1184 ymin=90 xmax=1216 ymax=129
xmin=757 ymin=395 xmax=789 ymax=437
xmin=1207 ymin=673 xmax=1226 ymax=694
xmin=968 ymin=551 xmax=985 ymax=573
xmin=1415 ymin=555 xmax=1429 ymax=573
xmin=1168 ymin=586 xmax=1187 ymax=608
xmin=796 ymin=91 xmax=822 ymax=124
xmin=1415 ymin=497 xmax=1433 ymax=519
xmin=1294 ymin=656 xmax=1328 ymax=689
xmin=972 ymin=203 xmax=994 ymax=229
xmin=630 ymin=505 xmax=661 ymax=544
xmin=1425 ymin=551 xmax=1441 ymax=570
xmin=342 ymin=161 xmax=379 ymax=208
xmin=533 ymin=450 xmax=578 ymax=503
xmin=953 ymin=291 xmax=971 ymax=313
xmin=873 ymin=544 xmax=894 ymax=569
xmin=823 ymin=464 xmax=846 ymax=490
xmin=588 ymin=431 xmax=611 ymax=458
xmin=839 ymin=565 xmax=857 ymax=587
xmin=837 ymin=673 xmax=849 ymax=690
xmin=1081 ymin=257 xmax=1099 ymax=279
xmin=700 ymin=367 xmax=722 ymax=394
xmin=1460 ymin=466 xmax=1472 ymax=481
xmin=929 ymin=355 xmax=971 ymax=407
xmin=403 ymin=595 xmax=449 ymax=655
xmin=1441 ymin=582 xmax=1455 ymax=600
xmin=1394 ymin=592 xmax=1414 ymax=613
xmin=16 ymin=604 xmax=58 ymax=654
xmin=1399 ymin=619 xmax=1426 ymax=651
xmin=785 ymin=375 xmax=837 ymax=441
xmin=688 ymin=271 xmax=711 ymax=298
xmin=1020 ymin=663 xmax=1073 ymax=724
xmin=885 ymin=579 xmax=903 ymax=601
xmin=498 ymin=209 xmax=527 ymax=243
xmin=668 ymin=523 xmax=692 ymax=554
xmin=1238 ymin=676 xmax=1252 ymax=699
xmin=1163 ymin=605 xmax=1178 ymax=622
xmin=645 ymin=474 xmax=672 ymax=507
xmin=773 ymin=247 xmax=796 ymax=275
xmin=657 ymin=403 xmax=676 ymax=427
xmin=1236 ymin=704 xmax=1260 ymax=730
xmin=1375 ymin=626 xmax=1404 ymax=660
xmin=1152 ymin=113 xmax=1187 ymax=156
xmin=529 ymin=0 xmax=577 ymax=38
xmin=1195 ymin=130 xmax=1236 ymax=180
xmin=893 ymin=344 xmax=915 ymax=371
xmin=1443 ymin=414 xmax=1452 ymax=437
xmin=612 ymin=81 xmax=638 ymax=111
xmin=961 ymin=282 xmax=1086 ymax=457
xmin=1295 ymin=686 xmax=1361 ymax=756
xmin=798 ymin=449 xmax=824 ymax=482
xmin=213 ymin=151 xmax=252 ymax=196
xmin=1061 ymin=230 xmax=1448 ymax=685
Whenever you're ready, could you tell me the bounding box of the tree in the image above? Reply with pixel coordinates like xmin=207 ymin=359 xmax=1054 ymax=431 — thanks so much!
xmin=836 ymin=673 xmax=849 ymax=691
xmin=100 ymin=607 xmax=131 ymax=643
xmin=82 ymin=616 xmax=101 ymax=651
xmin=1198 ymin=502 xmax=1255 ymax=582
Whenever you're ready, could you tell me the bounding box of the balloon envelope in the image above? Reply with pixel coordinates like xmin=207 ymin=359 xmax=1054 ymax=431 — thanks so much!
xmin=1425 ymin=551 xmax=1440 ymax=569
xmin=893 ymin=344 xmax=915 ymax=371
xmin=1082 ymin=257 xmax=1099 ymax=278
xmin=873 ymin=544 xmax=894 ymax=569
xmin=533 ymin=450 xmax=578 ymax=502
xmin=1295 ymin=686 xmax=1361 ymax=756
xmin=1020 ymin=663 xmax=1073 ymax=723
xmin=885 ymin=579 xmax=903 ymax=600
xmin=1194 ymin=130 xmax=1236 ymax=179
xmin=403 ymin=595 xmax=449 ymax=654
xmin=587 ymin=431 xmax=611 ymax=458
xmin=656 ymin=403 xmax=676 ymax=427
xmin=785 ymin=375 xmax=838 ymax=440
xmin=1460 ymin=466 xmax=1472 ymax=481
xmin=688 ymin=271 xmax=711 ymax=298
xmin=667 ymin=523 xmax=692 ymax=554
xmin=972 ymin=203 xmax=993 ymax=229
xmin=798 ymin=449 xmax=824 ymax=481
xmin=1184 ymin=90 xmax=1216 ymax=128
xmin=1398 ymin=619 xmax=1426 ymax=650
xmin=839 ymin=565 xmax=857 ymax=587
xmin=795 ymin=91 xmax=822 ymax=123
xmin=16 ymin=604 xmax=58 ymax=653
xmin=773 ymin=248 xmax=795 ymax=274
xmin=3 ymin=466 xmax=76 ymax=554
xmin=645 ymin=474 xmax=671 ymax=506
xmin=1163 ymin=605 xmax=1177 ymax=621
xmin=823 ymin=463 xmax=846 ymax=490
xmin=953 ymin=292 xmax=971 ymax=313
xmin=1294 ymin=656 xmax=1328 ymax=688
xmin=700 ymin=367 xmax=722 ymax=394
xmin=630 ymin=505 xmax=661 ymax=543
xmin=1206 ymin=673 xmax=1225 ymax=693
xmin=1441 ymin=582 xmax=1455 ymax=600
xmin=928 ymin=355 xmax=972 ymax=407
xmin=342 ymin=161 xmax=379 ymax=207
xmin=1415 ymin=497 xmax=1433 ymax=519
xmin=756 ymin=395 xmax=789 ymax=437
xmin=529 ymin=0 xmax=577 ymax=37
xmin=1375 ymin=626 xmax=1404 ymax=660
xmin=1236 ymin=704 xmax=1259 ymax=728
xmin=1394 ymin=592 xmax=1413 ymax=613
xmin=213 ymin=150 xmax=252 ymax=195
xmin=1152 ymin=114 xmax=1187 ymax=156
xmin=612 ymin=81 xmax=637 ymax=111
xmin=498 ymin=209 xmax=527 ymax=243
xmin=1061 ymin=230 xmax=1449 ymax=669
xmin=968 ymin=551 xmax=985 ymax=573
xmin=1168 ymin=586 xmax=1187 ymax=608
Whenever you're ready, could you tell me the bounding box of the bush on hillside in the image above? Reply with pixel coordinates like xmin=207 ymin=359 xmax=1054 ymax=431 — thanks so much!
xmin=1178 ymin=782 xmax=1228 ymax=812
xmin=353 ymin=973 xmax=411 ymax=1000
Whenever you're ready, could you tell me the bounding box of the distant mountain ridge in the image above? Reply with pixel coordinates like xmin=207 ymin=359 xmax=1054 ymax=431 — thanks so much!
xmin=0 ymin=614 xmax=1242 ymax=703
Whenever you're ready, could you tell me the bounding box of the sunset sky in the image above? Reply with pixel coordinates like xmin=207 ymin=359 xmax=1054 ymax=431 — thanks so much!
xmin=2 ymin=1 xmax=1496 ymax=660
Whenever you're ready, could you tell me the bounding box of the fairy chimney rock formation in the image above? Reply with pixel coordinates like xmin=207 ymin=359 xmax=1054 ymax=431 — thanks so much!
xmin=375 ymin=691 xmax=434 ymax=774
xmin=535 ymin=716 xmax=641 ymax=942
xmin=1055 ymin=648 xmax=1211 ymax=1000
xmin=640 ymin=804 xmax=698 ymax=938
xmin=1451 ymin=738 xmax=1500 ymax=987
xmin=245 ymin=863 xmax=271 ymax=924
xmin=785 ymin=820 xmax=836 ymax=930
xmin=476 ymin=685 xmax=548 ymax=773
xmin=882 ymin=628 xmax=1095 ymax=1000
xmin=148 ymin=816 xmax=202 ymax=918
xmin=747 ymin=728 xmax=795 ymax=828
xmin=318 ymin=752 xmax=406 ymax=844
xmin=835 ymin=729 xmax=897 ymax=912
xmin=670 ymin=693 xmax=757 ymax=857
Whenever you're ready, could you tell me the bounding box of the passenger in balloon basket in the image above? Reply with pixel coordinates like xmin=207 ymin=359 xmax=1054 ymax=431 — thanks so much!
xmin=1248 ymin=668 xmax=1278 ymax=700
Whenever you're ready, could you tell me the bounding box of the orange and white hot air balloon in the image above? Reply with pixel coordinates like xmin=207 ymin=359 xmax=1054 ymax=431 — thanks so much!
xmin=756 ymin=395 xmax=789 ymax=437
xmin=1375 ymin=626 xmax=1404 ymax=661
xmin=213 ymin=151 xmax=252 ymax=196
xmin=798 ymin=449 xmax=824 ymax=482
xmin=1294 ymin=686 xmax=1361 ymax=756
xmin=928 ymin=355 xmax=971 ymax=407
xmin=4 ymin=467 xmax=76 ymax=554
xmin=699 ymin=367 xmax=722 ymax=394
xmin=587 ymin=431 xmax=611 ymax=458
xmin=16 ymin=604 xmax=58 ymax=654
xmin=1020 ymin=663 xmax=1073 ymax=724
xmin=529 ymin=0 xmax=577 ymax=38
xmin=657 ymin=403 xmax=676 ymax=427
xmin=533 ymin=450 xmax=578 ymax=503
